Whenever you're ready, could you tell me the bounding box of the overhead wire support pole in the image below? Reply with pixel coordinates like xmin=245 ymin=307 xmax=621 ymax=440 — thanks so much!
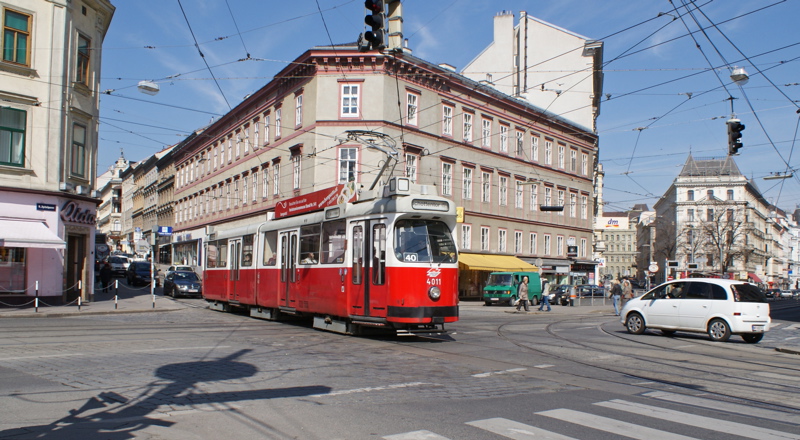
xmin=345 ymin=130 xmax=399 ymax=190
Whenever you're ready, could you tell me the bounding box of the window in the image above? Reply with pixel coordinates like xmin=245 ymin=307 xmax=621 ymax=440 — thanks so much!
xmin=544 ymin=140 xmax=552 ymax=165
xmin=707 ymin=189 xmax=714 ymax=199
xmin=727 ymin=189 xmax=734 ymax=200
xmin=262 ymin=231 xmax=278 ymax=266
xmin=515 ymin=181 xmax=523 ymax=208
xmin=227 ymin=137 xmax=232 ymax=162
xmin=529 ymin=232 xmax=537 ymax=254
xmin=339 ymin=148 xmax=358 ymax=183
xmin=481 ymin=172 xmax=491 ymax=203
xmin=544 ymin=234 xmax=551 ymax=255
xmin=226 ymin=182 xmax=231 ymax=210
xmin=687 ymin=208 xmax=694 ymax=221
xmin=321 ymin=220 xmax=346 ymax=264
xmin=253 ymin=120 xmax=260 ymax=149
xmin=273 ymin=163 xmax=280 ymax=195
xmin=529 ymin=184 xmax=538 ymax=211
xmin=556 ymin=236 xmax=564 ymax=256
xmin=213 ymin=145 xmax=218 ymax=169
xmin=235 ymin=132 xmax=241 ymax=158
xmin=463 ymin=113 xmax=473 ymax=142
xmin=441 ymin=162 xmax=453 ymax=196
xmin=407 ymin=92 xmax=419 ymax=126
xmin=244 ymin=126 xmax=250 ymax=154
xmin=514 ymin=231 xmax=522 ymax=254
xmin=0 ymin=107 xmax=25 ymax=167
xmin=252 ymin=171 xmax=258 ymax=202
xmin=299 ymin=224 xmax=321 ymax=265
xmin=275 ymin=108 xmax=282 ymax=138
xmin=405 ymin=153 xmax=417 ymax=182
xmin=76 ymin=34 xmax=90 ymax=85
xmin=499 ymin=176 xmax=508 ymax=206
xmin=71 ymin=123 xmax=87 ymax=177
xmin=480 ymin=227 xmax=490 ymax=251
xmin=461 ymin=224 xmax=471 ymax=250
xmin=462 ymin=167 xmax=473 ymax=200
xmin=263 ymin=114 xmax=270 ymax=145
xmin=241 ymin=235 xmax=254 ymax=267
xmin=233 ymin=179 xmax=240 ymax=207
xmin=341 ymin=84 xmax=360 ymax=117
xmin=558 ymin=145 xmax=565 ymax=168
xmin=570 ymin=193 xmax=577 ymax=217
xmin=295 ymin=94 xmax=303 ymax=126
xmin=500 ymin=125 xmax=508 ymax=153
xmin=3 ymin=9 xmax=30 ymax=65
xmin=292 ymin=155 xmax=301 ymax=190
xmin=726 ymin=208 xmax=734 ymax=222
xmin=687 ymin=190 xmax=694 ymax=201
xmin=516 ymin=130 xmax=524 ymax=156
xmin=262 ymin=167 xmax=269 ymax=198
xmin=544 ymin=187 xmax=552 ymax=206
xmin=557 ymin=190 xmax=565 ymax=216
xmin=442 ymin=105 xmax=453 ymax=136
xmin=531 ymin=135 xmax=539 ymax=161
xmin=481 ymin=118 xmax=491 ymax=148
xmin=581 ymin=195 xmax=588 ymax=219
xmin=582 ymin=153 xmax=588 ymax=175
xmin=707 ymin=209 xmax=714 ymax=222
xmin=498 ymin=229 xmax=507 ymax=253
xmin=242 ymin=175 xmax=248 ymax=203
xmin=570 ymin=149 xmax=577 ymax=171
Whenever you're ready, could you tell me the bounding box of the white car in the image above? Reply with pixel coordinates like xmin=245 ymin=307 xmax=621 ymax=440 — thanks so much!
xmin=620 ymin=278 xmax=770 ymax=343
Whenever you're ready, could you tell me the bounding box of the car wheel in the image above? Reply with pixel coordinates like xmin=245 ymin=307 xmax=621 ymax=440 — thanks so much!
xmin=531 ymin=297 xmax=539 ymax=306
xmin=661 ymin=330 xmax=676 ymax=337
xmin=707 ymin=319 xmax=731 ymax=342
xmin=625 ymin=313 xmax=646 ymax=335
xmin=741 ymin=333 xmax=763 ymax=344
xmin=508 ymin=296 xmax=517 ymax=307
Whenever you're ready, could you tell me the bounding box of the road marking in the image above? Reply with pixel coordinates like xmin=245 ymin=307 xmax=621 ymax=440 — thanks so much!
xmin=1 ymin=353 xmax=84 ymax=361
xmin=644 ymin=391 xmax=800 ymax=424
xmin=538 ymin=408 xmax=698 ymax=440
xmin=311 ymin=382 xmax=433 ymax=397
xmin=383 ymin=430 xmax=449 ymax=440
xmin=467 ymin=417 xmax=578 ymax=440
xmin=472 ymin=368 xmax=526 ymax=378
xmin=597 ymin=399 xmax=800 ymax=440
xmin=130 ymin=346 xmax=230 ymax=353
xmin=784 ymin=336 xmax=800 ymax=341
xmin=782 ymin=324 xmax=800 ymax=330
xmin=673 ymin=345 xmax=695 ymax=349
xmin=534 ymin=364 xmax=555 ymax=369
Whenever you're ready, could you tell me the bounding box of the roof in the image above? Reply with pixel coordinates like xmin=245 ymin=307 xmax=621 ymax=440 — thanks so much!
xmin=679 ymin=154 xmax=743 ymax=177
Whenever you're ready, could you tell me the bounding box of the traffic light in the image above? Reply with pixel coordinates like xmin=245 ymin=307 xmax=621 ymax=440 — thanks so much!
xmin=363 ymin=0 xmax=385 ymax=51
xmin=727 ymin=118 xmax=745 ymax=155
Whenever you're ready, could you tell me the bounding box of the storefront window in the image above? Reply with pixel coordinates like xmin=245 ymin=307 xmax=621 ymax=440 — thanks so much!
xmin=174 ymin=241 xmax=198 ymax=266
xmin=0 ymin=247 xmax=26 ymax=293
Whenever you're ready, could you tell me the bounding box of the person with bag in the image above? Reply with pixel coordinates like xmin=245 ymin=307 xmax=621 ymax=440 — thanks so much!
xmin=537 ymin=278 xmax=551 ymax=312
xmin=609 ymin=279 xmax=623 ymax=316
xmin=622 ymin=277 xmax=633 ymax=306
xmin=515 ymin=276 xmax=530 ymax=312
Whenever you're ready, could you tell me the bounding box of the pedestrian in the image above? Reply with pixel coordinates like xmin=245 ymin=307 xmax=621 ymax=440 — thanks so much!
xmin=622 ymin=277 xmax=633 ymax=306
xmin=609 ymin=279 xmax=622 ymax=316
xmin=538 ymin=278 xmax=551 ymax=312
xmin=99 ymin=262 xmax=113 ymax=293
xmin=515 ymin=276 xmax=530 ymax=312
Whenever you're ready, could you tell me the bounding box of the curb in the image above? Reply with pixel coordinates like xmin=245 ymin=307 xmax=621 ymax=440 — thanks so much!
xmin=0 ymin=307 xmax=184 ymax=319
xmin=775 ymin=347 xmax=800 ymax=355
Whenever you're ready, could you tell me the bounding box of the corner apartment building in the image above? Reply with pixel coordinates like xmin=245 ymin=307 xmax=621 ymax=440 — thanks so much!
xmin=169 ymin=35 xmax=598 ymax=298
xmin=0 ymin=0 xmax=114 ymax=303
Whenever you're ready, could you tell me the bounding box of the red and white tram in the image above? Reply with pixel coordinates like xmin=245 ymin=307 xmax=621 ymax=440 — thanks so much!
xmin=203 ymin=177 xmax=459 ymax=335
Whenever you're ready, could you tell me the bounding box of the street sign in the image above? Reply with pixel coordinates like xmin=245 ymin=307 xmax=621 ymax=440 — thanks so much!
xmin=157 ymin=226 xmax=173 ymax=236
xmin=135 ymin=239 xmax=151 ymax=254
xmin=648 ymin=263 xmax=659 ymax=272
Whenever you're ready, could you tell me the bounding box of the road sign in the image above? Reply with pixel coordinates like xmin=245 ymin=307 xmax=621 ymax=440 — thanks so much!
xmin=135 ymin=239 xmax=151 ymax=254
xmin=648 ymin=263 xmax=659 ymax=272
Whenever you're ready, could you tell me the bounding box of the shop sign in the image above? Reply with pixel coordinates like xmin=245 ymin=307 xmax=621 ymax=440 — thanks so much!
xmin=275 ymin=184 xmax=356 ymax=219
xmin=36 ymin=203 xmax=56 ymax=212
xmin=60 ymin=201 xmax=96 ymax=225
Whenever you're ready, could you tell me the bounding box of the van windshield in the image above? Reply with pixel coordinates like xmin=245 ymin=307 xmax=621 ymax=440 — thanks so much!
xmin=487 ymin=274 xmax=514 ymax=286
xmin=732 ymin=283 xmax=767 ymax=302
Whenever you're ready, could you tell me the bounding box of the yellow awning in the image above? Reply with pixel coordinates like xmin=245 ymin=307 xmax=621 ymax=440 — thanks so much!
xmin=458 ymin=254 xmax=538 ymax=272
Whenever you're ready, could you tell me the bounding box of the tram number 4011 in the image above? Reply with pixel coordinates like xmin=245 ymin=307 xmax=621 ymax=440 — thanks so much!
xmin=403 ymin=253 xmax=418 ymax=262
xmin=427 ymin=278 xmax=442 ymax=286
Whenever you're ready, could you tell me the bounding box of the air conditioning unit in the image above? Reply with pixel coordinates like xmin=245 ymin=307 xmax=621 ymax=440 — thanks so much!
xmin=91 ymin=190 xmax=100 ymax=198
xmin=75 ymin=185 xmax=91 ymax=195
xmin=59 ymin=182 xmax=73 ymax=191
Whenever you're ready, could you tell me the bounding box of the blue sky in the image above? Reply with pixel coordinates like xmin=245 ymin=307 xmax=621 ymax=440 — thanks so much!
xmin=98 ymin=0 xmax=800 ymax=213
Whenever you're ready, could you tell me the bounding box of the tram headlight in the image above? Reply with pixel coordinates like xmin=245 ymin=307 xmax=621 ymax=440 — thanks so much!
xmin=428 ymin=286 xmax=441 ymax=301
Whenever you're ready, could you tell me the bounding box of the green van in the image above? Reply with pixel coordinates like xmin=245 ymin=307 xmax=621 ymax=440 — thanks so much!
xmin=482 ymin=271 xmax=542 ymax=306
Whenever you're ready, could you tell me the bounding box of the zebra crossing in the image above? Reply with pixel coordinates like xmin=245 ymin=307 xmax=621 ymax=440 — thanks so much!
xmin=382 ymin=392 xmax=800 ymax=440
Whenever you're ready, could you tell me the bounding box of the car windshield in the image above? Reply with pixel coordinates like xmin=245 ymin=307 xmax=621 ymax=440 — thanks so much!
xmin=732 ymin=284 xmax=767 ymax=302
xmin=394 ymin=219 xmax=457 ymax=263
xmin=487 ymin=274 xmax=514 ymax=286
xmin=173 ymin=272 xmax=199 ymax=281
xmin=133 ymin=263 xmax=149 ymax=270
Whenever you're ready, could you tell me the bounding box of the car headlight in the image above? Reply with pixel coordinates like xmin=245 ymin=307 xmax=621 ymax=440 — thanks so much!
xmin=428 ymin=286 xmax=441 ymax=301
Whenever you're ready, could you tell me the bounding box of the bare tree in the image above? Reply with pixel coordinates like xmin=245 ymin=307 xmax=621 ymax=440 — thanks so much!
xmin=695 ymin=204 xmax=749 ymax=276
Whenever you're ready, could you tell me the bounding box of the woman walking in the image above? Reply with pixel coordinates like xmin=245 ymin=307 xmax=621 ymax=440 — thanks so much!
xmin=515 ymin=276 xmax=530 ymax=312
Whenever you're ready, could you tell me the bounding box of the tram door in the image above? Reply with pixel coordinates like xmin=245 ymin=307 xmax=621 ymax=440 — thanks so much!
xmin=228 ymin=238 xmax=241 ymax=301
xmin=279 ymin=230 xmax=299 ymax=307
xmin=349 ymin=220 xmax=389 ymax=317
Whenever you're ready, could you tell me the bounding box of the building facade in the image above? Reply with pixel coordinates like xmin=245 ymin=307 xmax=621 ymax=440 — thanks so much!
xmin=0 ymin=0 xmax=114 ymax=303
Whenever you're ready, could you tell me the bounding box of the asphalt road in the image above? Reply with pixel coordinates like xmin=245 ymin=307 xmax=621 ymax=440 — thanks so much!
xmin=1 ymin=297 xmax=799 ymax=439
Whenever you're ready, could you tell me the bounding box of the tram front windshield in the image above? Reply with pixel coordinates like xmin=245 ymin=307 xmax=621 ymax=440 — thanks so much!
xmin=394 ymin=219 xmax=456 ymax=263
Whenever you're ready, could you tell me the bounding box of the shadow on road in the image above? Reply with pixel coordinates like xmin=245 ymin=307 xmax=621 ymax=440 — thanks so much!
xmin=1 ymin=349 xmax=331 ymax=439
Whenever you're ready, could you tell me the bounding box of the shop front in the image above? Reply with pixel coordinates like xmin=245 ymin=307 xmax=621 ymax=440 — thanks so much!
xmin=0 ymin=191 xmax=97 ymax=305
xmin=457 ymin=253 xmax=538 ymax=300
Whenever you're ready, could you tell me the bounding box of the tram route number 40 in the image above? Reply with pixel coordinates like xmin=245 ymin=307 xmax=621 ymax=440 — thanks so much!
xmin=403 ymin=253 xmax=418 ymax=262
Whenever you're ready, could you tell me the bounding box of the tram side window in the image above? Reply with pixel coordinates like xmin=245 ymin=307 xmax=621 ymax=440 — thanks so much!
xmin=299 ymin=224 xmax=321 ymax=264
xmin=352 ymin=225 xmax=363 ymax=285
xmin=206 ymin=242 xmax=218 ymax=268
xmin=218 ymin=239 xmax=229 ymax=268
xmin=372 ymin=224 xmax=386 ymax=285
xmin=242 ymin=234 xmax=254 ymax=267
xmin=321 ymin=220 xmax=346 ymax=264
xmin=262 ymin=231 xmax=277 ymax=266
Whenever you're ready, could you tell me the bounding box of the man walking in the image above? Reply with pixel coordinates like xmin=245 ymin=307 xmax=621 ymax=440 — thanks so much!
xmin=515 ymin=276 xmax=530 ymax=312
xmin=609 ymin=279 xmax=622 ymax=316
xmin=538 ymin=278 xmax=551 ymax=312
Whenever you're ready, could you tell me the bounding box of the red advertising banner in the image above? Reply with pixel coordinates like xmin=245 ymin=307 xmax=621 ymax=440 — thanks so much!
xmin=274 ymin=183 xmax=357 ymax=219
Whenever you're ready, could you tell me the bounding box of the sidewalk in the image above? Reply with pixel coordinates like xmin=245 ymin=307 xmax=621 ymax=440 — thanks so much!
xmin=0 ymin=289 xmax=190 ymax=319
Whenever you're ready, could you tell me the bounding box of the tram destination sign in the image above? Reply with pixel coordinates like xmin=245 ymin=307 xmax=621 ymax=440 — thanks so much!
xmin=275 ymin=184 xmax=357 ymax=219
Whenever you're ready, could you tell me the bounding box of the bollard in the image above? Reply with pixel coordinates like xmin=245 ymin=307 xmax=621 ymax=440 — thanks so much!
xmin=114 ymin=295 xmax=118 ymax=310
xmin=35 ymin=280 xmax=39 ymax=312
xmin=152 ymin=293 xmax=155 ymax=309
xmin=78 ymin=296 xmax=81 ymax=311
xmin=115 ymin=279 xmax=119 ymax=296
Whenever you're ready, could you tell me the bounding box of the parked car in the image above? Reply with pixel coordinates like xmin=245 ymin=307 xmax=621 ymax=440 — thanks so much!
xmin=163 ymin=271 xmax=202 ymax=298
xmin=106 ymin=256 xmax=129 ymax=277
xmin=576 ymin=284 xmax=605 ymax=297
xmin=166 ymin=265 xmax=194 ymax=275
xmin=620 ymin=278 xmax=770 ymax=343
xmin=764 ymin=288 xmax=780 ymax=299
xmin=551 ymin=285 xmax=572 ymax=306
xmin=126 ymin=261 xmax=159 ymax=286
xmin=779 ymin=290 xmax=794 ymax=299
